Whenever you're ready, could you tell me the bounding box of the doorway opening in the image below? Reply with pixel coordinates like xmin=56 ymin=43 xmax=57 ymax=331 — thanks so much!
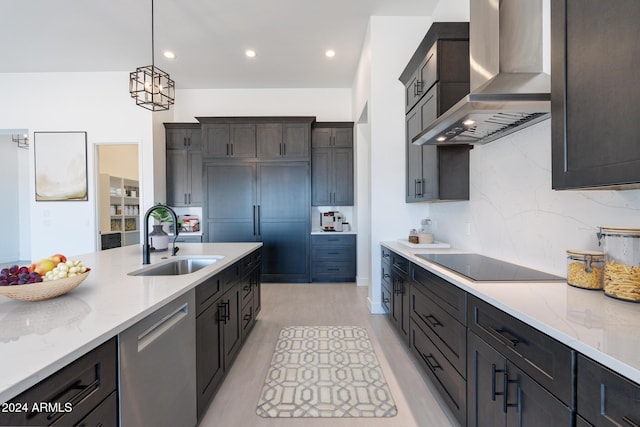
xmin=95 ymin=144 xmax=141 ymax=251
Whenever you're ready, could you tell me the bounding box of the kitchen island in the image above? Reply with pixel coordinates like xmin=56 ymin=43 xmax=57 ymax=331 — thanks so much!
xmin=0 ymin=242 xmax=262 ymax=405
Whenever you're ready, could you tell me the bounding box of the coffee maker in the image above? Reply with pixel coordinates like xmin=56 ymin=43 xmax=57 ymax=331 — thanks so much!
xmin=321 ymin=211 xmax=344 ymax=231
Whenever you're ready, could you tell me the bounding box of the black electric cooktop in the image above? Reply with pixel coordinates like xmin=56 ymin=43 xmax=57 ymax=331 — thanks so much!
xmin=416 ymin=253 xmax=564 ymax=282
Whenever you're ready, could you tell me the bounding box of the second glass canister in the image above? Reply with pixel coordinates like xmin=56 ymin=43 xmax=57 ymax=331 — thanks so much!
xmin=598 ymin=227 xmax=640 ymax=302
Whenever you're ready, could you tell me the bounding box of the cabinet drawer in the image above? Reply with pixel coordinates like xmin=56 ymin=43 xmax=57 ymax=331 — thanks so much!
xmin=410 ymin=285 xmax=466 ymax=378
xmin=411 ymin=264 xmax=466 ymax=324
xmin=311 ymin=261 xmax=355 ymax=280
xmin=381 ymin=262 xmax=392 ymax=289
xmin=311 ymin=245 xmax=354 ymax=260
xmin=241 ymin=301 xmax=255 ymax=341
xmin=468 ymin=295 xmax=573 ymax=405
xmin=381 ymin=282 xmax=391 ymax=313
xmin=410 ymin=320 xmax=466 ymax=426
xmin=70 ymin=390 xmax=118 ymax=427
xmin=381 ymin=247 xmax=391 ymax=266
xmin=196 ymin=273 xmax=222 ymax=316
xmin=390 ymin=252 xmax=409 ymax=279
xmin=241 ymin=278 xmax=253 ymax=308
xmin=311 ymin=234 xmax=355 ymax=247
xmin=577 ymin=354 xmax=640 ymax=426
xmin=0 ymin=338 xmax=117 ymax=426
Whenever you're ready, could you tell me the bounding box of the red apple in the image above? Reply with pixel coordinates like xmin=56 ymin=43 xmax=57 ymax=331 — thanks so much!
xmin=48 ymin=254 xmax=67 ymax=265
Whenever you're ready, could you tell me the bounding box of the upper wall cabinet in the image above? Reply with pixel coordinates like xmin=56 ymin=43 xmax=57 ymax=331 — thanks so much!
xmin=399 ymin=22 xmax=471 ymax=202
xmin=311 ymin=122 xmax=354 ymax=206
xmin=165 ymin=123 xmax=203 ymax=207
xmin=198 ymin=117 xmax=314 ymax=161
xmin=551 ymin=0 xmax=640 ymax=190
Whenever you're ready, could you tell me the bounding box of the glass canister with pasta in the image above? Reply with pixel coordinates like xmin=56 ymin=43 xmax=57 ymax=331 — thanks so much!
xmin=598 ymin=227 xmax=640 ymax=302
xmin=566 ymin=249 xmax=604 ymax=290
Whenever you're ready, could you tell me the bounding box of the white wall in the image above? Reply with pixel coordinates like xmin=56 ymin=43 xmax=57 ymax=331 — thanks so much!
xmin=173 ymin=88 xmax=352 ymax=122
xmin=0 ymin=135 xmax=20 ymax=262
xmin=0 ymin=72 xmax=156 ymax=260
xmin=353 ymin=16 xmax=435 ymax=313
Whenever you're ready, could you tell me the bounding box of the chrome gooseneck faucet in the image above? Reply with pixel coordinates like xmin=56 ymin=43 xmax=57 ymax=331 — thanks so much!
xmin=142 ymin=204 xmax=180 ymax=264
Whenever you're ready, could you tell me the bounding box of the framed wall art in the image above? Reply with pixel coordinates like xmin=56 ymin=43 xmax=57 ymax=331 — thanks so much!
xmin=34 ymin=131 xmax=88 ymax=201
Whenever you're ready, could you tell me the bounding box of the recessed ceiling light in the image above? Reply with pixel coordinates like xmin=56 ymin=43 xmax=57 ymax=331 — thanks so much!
xmin=463 ymin=119 xmax=475 ymax=126
xmin=245 ymin=50 xmax=256 ymax=58
xmin=163 ymin=51 xmax=175 ymax=59
xmin=436 ymin=136 xmax=447 ymax=142
xmin=325 ymin=50 xmax=336 ymax=58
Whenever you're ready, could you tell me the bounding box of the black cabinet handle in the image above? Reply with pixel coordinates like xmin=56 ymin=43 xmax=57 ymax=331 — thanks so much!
xmin=184 ymin=193 xmax=187 ymax=204
xmin=226 ymin=143 xmax=230 ymax=156
xmin=257 ymin=205 xmax=261 ymax=235
xmin=382 ymin=252 xmax=390 ymax=259
xmin=421 ymin=352 xmax=442 ymax=371
xmin=243 ymin=285 xmax=251 ymax=291
xmin=282 ymin=143 xmax=286 ymax=156
xmin=183 ymin=137 xmax=187 ymax=147
xmin=424 ymin=314 xmax=442 ymax=328
xmin=188 ymin=193 xmax=191 ymax=204
xmin=218 ymin=301 xmax=229 ymax=324
xmin=383 ymin=273 xmax=391 ymax=279
xmin=495 ymin=328 xmax=521 ymax=347
xmin=253 ymin=205 xmax=257 ymax=236
xmin=279 ymin=143 xmax=283 ymax=156
xmin=46 ymin=377 xmax=100 ymax=421
xmin=623 ymin=416 xmax=640 ymax=427
xmin=491 ymin=363 xmax=505 ymax=402
xmin=503 ymin=373 xmax=519 ymax=413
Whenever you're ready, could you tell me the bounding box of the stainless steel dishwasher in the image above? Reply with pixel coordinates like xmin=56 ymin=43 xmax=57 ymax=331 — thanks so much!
xmin=120 ymin=289 xmax=196 ymax=427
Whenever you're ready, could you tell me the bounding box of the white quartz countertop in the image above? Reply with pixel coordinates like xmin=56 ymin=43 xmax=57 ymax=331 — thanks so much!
xmin=381 ymin=241 xmax=640 ymax=386
xmin=0 ymin=242 xmax=262 ymax=403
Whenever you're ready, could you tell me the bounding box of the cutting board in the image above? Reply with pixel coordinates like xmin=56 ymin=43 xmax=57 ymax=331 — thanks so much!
xmin=396 ymin=239 xmax=451 ymax=249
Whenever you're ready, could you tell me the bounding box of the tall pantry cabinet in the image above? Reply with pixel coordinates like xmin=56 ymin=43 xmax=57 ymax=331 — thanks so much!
xmin=199 ymin=117 xmax=313 ymax=283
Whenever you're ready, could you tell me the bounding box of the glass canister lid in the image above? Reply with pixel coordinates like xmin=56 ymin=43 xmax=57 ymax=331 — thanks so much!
xmin=566 ymin=249 xmax=605 ymax=259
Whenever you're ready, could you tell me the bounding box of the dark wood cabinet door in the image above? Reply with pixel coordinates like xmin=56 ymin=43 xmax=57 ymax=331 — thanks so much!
xmin=312 ymin=127 xmax=332 ymax=148
xmin=204 ymin=162 xmax=256 ymax=242
xmin=258 ymin=162 xmax=310 ymax=281
xmin=196 ymin=302 xmax=224 ymax=419
xmin=202 ymin=124 xmax=230 ymax=157
xmin=311 ymin=147 xmax=331 ymax=205
xmin=577 ymin=354 xmax=640 ymax=427
xmin=256 ymin=123 xmax=283 ymax=159
xmin=505 ymin=362 xmax=572 ymax=427
xmin=283 ymin=122 xmax=310 ymax=159
xmin=333 ymin=148 xmax=353 ymax=205
xmin=166 ymin=128 xmax=190 ymax=150
xmin=468 ymin=331 xmax=507 ymax=427
xmin=418 ymin=87 xmax=438 ymax=200
xmin=222 ymin=284 xmax=242 ymax=370
xmin=552 ymin=0 xmax=640 ymax=189
xmin=406 ymin=104 xmax=423 ymax=202
xmin=167 ymin=150 xmax=189 ymax=206
xmin=332 ymin=127 xmax=353 ymax=148
xmin=189 ymin=150 xmax=203 ymax=206
xmin=230 ymin=124 xmax=256 ymax=158
xmin=252 ymin=264 xmax=261 ymax=316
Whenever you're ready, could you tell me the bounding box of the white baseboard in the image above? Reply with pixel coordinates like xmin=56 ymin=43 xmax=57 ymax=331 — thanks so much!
xmin=356 ymin=275 xmax=370 ymax=287
xmin=368 ymin=297 xmax=386 ymax=315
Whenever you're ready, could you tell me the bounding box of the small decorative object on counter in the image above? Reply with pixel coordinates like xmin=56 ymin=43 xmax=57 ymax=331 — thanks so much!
xmin=342 ymin=222 xmax=350 ymax=232
xmin=408 ymin=229 xmax=419 ymax=244
xmin=566 ymin=249 xmax=604 ymax=290
xmin=598 ymin=227 xmax=640 ymax=302
xmin=149 ymin=224 xmax=169 ymax=251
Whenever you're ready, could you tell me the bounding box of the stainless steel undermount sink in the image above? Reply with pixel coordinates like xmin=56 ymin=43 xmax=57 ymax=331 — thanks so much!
xmin=128 ymin=256 xmax=224 ymax=276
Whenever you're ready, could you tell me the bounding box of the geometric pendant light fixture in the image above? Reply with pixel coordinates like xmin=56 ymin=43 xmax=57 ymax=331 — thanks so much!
xmin=129 ymin=0 xmax=175 ymax=111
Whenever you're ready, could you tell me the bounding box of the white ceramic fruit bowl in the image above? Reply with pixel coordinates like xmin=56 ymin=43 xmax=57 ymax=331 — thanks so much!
xmin=0 ymin=269 xmax=90 ymax=302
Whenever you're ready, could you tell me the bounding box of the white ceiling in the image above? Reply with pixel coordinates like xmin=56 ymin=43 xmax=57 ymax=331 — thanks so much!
xmin=1 ymin=0 xmax=438 ymax=89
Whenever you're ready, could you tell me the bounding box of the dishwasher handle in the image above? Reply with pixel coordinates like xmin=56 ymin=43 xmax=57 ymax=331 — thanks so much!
xmin=137 ymin=303 xmax=189 ymax=352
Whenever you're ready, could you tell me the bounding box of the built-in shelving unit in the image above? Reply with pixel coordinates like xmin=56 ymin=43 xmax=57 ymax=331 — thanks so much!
xmin=99 ymin=174 xmax=140 ymax=248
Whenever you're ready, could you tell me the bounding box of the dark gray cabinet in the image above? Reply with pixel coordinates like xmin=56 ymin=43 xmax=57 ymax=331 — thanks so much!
xmin=204 ymin=161 xmax=310 ymax=282
xmin=467 ymin=295 xmax=573 ymax=427
xmin=195 ymin=250 xmax=261 ymax=420
xmin=0 ymin=338 xmax=118 ymax=426
xmin=311 ymin=123 xmax=354 ymax=206
xmin=199 ymin=117 xmax=313 ymax=161
xmin=165 ymin=123 xmax=203 ymax=206
xmin=468 ymin=331 xmax=572 ymax=427
xmin=389 ymin=251 xmax=410 ymax=345
xmin=576 ymin=354 xmax=640 ymax=426
xmin=551 ymin=0 xmax=640 ymax=190
xmin=400 ymin=22 xmax=471 ymax=203
xmin=202 ymin=123 xmax=256 ymax=158
xmin=257 ymin=122 xmax=310 ymax=160
xmin=310 ymin=234 xmax=356 ymax=282
xmin=409 ymin=263 xmax=467 ymax=425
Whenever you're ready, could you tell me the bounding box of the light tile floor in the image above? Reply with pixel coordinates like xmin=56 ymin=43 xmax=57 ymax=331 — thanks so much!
xmin=199 ymin=283 xmax=459 ymax=427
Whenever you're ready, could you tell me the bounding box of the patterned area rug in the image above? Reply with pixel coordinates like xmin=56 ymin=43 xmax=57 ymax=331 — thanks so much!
xmin=256 ymin=326 xmax=397 ymax=418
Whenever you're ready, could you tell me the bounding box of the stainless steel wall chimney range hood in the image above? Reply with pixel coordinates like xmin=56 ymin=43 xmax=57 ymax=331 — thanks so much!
xmin=413 ymin=0 xmax=550 ymax=145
